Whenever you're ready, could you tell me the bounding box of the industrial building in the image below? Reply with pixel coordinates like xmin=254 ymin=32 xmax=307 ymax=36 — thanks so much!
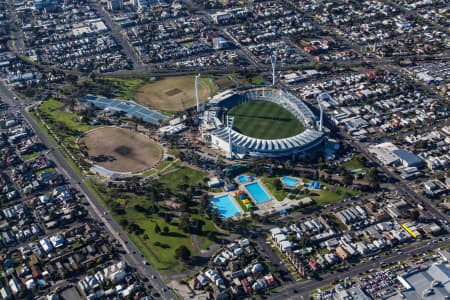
xmin=391 ymin=262 xmax=450 ymax=300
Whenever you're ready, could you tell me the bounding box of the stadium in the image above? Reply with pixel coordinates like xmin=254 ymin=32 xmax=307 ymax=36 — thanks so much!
xmin=202 ymin=86 xmax=325 ymax=159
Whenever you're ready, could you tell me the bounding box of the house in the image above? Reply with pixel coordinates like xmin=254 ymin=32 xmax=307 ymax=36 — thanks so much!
xmin=423 ymin=179 xmax=447 ymax=197
xmin=279 ymin=240 xmax=293 ymax=252
xmin=335 ymin=247 xmax=348 ymax=261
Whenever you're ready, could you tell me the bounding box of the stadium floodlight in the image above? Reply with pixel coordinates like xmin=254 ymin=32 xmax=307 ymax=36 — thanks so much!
xmin=195 ymin=74 xmax=200 ymax=113
xmin=227 ymin=115 xmax=234 ymax=159
xmin=317 ymin=93 xmax=327 ymax=132
xmin=270 ymin=55 xmax=277 ymax=86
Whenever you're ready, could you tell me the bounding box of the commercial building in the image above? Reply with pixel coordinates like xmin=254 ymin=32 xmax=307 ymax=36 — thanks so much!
xmin=107 ymin=0 xmax=123 ymax=11
xmin=133 ymin=0 xmax=160 ymax=11
xmin=394 ymin=262 xmax=450 ymax=300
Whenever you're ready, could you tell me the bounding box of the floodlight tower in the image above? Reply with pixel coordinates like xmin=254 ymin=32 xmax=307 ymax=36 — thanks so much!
xmin=227 ymin=115 xmax=234 ymax=160
xmin=195 ymin=73 xmax=200 ymax=113
xmin=317 ymin=93 xmax=325 ymax=132
xmin=270 ymin=55 xmax=277 ymax=87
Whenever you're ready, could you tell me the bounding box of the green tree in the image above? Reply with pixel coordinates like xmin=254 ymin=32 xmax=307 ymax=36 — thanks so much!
xmin=343 ymin=173 xmax=354 ymax=186
xmin=174 ymin=245 xmax=191 ymax=262
xmin=119 ymin=219 xmax=129 ymax=228
xmin=273 ymin=178 xmax=282 ymax=190
xmin=154 ymin=224 xmax=161 ymax=234
xmin=365 ymin=167 xmax=380 ymax=189
xmin=163 ymin=225 xmax=169 ymax=235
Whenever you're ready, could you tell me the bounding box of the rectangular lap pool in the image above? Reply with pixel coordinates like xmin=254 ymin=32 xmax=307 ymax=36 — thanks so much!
xmin=211 ymin=194 xmax=241 ymax=218
xmin=282 ymin=176 xmax=299 ymax=188
xmin=245 ymin=182 xmax=271 ymax=204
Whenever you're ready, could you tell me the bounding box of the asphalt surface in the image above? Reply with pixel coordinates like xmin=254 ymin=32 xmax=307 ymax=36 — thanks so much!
xmin=89 ymin=0 xmax=143 ymax=69
xmin=268 ymin=238 xmax=450 ymax=299
xmin=0 ymin=81 xmax=176 ymax=299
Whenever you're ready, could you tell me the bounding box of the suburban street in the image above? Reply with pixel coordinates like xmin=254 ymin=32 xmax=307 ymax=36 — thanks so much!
xmin=0 ymin=81 xmax=176 ymax=299
xmin=268 ymin=238 xmax=450 ymax=299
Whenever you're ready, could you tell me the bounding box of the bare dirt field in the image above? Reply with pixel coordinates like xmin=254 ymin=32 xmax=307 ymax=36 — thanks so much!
xmin=79 ymin=127 xmax=163 ymax=173
xmin=134 ymin=76 xmax=214 ymax=111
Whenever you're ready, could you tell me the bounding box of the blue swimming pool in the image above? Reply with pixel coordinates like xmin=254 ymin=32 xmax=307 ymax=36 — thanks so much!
xmin=211 ymin=195 xmax=241 ymax=218
xmin=282 ymin=176 xmax=299 ymax=188
xmin=245 ymin=182 xmax=271 ymax=204
xmin=236 ymin=175 xmax=249 ymax=183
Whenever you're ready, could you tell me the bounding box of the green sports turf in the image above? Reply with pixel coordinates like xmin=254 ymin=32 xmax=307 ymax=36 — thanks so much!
xmin=228 ymin=101 xmax=304 ymax=139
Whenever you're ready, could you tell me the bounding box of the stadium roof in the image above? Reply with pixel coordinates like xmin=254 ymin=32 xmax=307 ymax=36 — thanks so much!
xmin=213 ymin=127 xmax=323 ymax=154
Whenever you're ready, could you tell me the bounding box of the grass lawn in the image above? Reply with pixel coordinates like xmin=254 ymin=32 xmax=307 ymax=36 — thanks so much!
xmin=38 ymin=98 xmax=94 ymax=133
xmin=228 ymin=101 xmax=304 ymax=139
xmin=104 ymin=77 xmax=146 ymax=100
xmin=86 ymin=166 xmax=213 ymax=274
xmin=36 ymin=98 xmax=96 ymax=156
xmin=21 ymin=151 xmax=41 ymax=161
xmin=36 ymin=167 xmax=55 ymax=177
xmin=142 ymin=159 xmax=180 ymax=177
xmin=307 ymin=182 xmax=360 ymax=206
xmin=29 ymin=112 xmax=83 ymax=178
xmin=121 ymin=208 xmax=193 ymax=272
xmin=86 ymin=177 xmax=221 ymax=274
xmin=33 ymin=98 xmax=98 ymax=176
xmin=134 ymin=75 xmax=217 ymax=112
xmin=155 ymin=159 xmax=173 ymax=171
xmin=342 ymin=158 xmax=366 ymax=171
xmin=159 ymin=167 xmax=207 ymax=192
xmin=262 ymin=177 xmax=289 ymax=201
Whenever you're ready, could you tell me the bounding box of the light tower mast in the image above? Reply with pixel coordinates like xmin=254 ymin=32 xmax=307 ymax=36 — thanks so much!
xmin=227 ymin=115 xmax=234 ymax=159
xmin=195 ymin=74 xmax=200 ymax=113
xmin=270 ymin=55 xmax=277 ymax=86
xmin=317 ymin=93 xmax=325 ymax=132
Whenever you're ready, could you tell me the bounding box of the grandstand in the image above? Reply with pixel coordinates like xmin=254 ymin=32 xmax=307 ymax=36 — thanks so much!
xmin=81 ymin=95 xmax=168 ymax=125
xmin=202 ymin=87 xmax=325 ymax=158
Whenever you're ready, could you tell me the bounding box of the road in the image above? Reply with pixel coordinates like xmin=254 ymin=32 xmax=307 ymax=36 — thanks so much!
xmin=268 ymin=238 xmax=450 ymax=299
xmin=7 ymin=0 xmax=25 ymax=51
xmin=89 ymin=1 xmax=143 ymax=69
xmin=0 ymin=81 xmax=176 ymax=299
xmin=350 ymin=136 xmax=450 ymax=225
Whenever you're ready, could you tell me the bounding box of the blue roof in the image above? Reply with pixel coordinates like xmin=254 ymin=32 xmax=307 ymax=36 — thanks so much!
xmin=393 ymin=149 xmax=423 ymax=166
xmin=81 ymin=95 xmax=168 ymax=125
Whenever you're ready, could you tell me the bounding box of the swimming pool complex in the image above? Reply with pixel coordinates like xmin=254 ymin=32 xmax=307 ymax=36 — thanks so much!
xmin=245 ymin=182 xmax=271 ymax=204
xmin=281 ymin=176 xmax=299 ymax=188
xmin=211 ymin=194 xmax=241 ymax=218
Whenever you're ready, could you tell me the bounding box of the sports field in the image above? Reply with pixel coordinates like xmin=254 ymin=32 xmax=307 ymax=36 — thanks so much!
xmin=135 ymin=76 xmax=216 ymax=111
xmin=79 ymin=127 xmax=163 ymax=173
xmin=228 ymin=101 xmax=304 ymax=139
